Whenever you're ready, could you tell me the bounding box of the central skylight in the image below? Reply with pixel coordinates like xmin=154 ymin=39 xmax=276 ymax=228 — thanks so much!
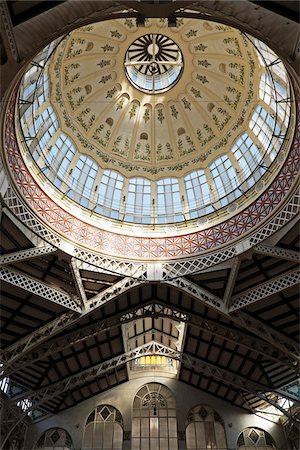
xmin=124 ymin=33 xmax=183 ymax=93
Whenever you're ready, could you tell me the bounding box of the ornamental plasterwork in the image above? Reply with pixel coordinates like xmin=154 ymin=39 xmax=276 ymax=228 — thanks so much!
xmin=49 ymin=18 xmax=259 ymax=180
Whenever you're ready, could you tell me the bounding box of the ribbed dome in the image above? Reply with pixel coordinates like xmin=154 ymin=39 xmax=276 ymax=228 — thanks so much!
xmin=16 ymin=17 xmax=293 ymax=229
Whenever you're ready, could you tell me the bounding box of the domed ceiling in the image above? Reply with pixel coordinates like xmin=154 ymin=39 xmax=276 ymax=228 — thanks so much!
xmin=4 ymin=15 xmax=295 ymax=261
xmin=50 ymin=18 xmax=259 ymax=178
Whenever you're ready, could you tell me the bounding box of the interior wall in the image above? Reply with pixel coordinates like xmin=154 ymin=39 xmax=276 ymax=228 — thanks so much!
xmin=25 ymin=376 xmax=286 ymax=450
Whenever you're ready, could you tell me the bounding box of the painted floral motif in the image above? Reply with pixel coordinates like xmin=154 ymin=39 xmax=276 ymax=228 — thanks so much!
xmin=134 ymin=142 xmax=151 ymax=161
xmin=157 ymin=109 xmax=165 ymax=124
xmin=101 ymin=44 xmax=114 ymax=52
xmin=106 ymin=87 xmax=118 ymax=98
xmin=170 ymin=105 xmax=179 ymax=119
xmin=198 ymin=59 xmax=211 ymax=68
xmin=64 ymin=63 xmax=80 ymax=85
xmin=178 ymin=136 xmax=196 ymax=156
xmin=212 ymin=107 xmax=231 ymax=130
xmin=66 ymin=87 xmax=84 ymax=110
xmin=129 ymin=104 xmax=138 ymax=119
xmin=92 ymin=124 xmax=111 ymax=148
xmin=186 ymin=29 xmax=198 ymax=38
xmin=116 ymin=98 xmax=126 ymax=110
xmin=124 ymin=19 xmax=134 ymax=29
xmin=228 ymin=63 xmax=245 ymax=85
xmin=76 ymin=108 xmax=95 ymax=132
xmin=190 ymin=87 xmax=201 ymax=98
xmin=110 ymin=30 xmax=122 ymax=39
xmin=197 ymin=124 xmax=215 ymax=146
xmin=194 ymin=44 xmax=207 ymax=52
xmin=196 ymin=74 xmax=209 ymax=84
xmin=143 ymin=108 xmax=150 ymax=123
xmin=223 ymin=37 xmax=242 ymax=57
xmin=224 ymin=86 xmax=242 ymax=109
xmin=66 ymin=38 xmax=85 ymax=58
xmin=97 ymin=60 xmax=111 ymax=68
xmin=182 ymin=98 xmax=191 ymax=110
xmin=112 ymin=136 xmax=129 ymax=157
xmin=156 ymin=142 xmax=173 ymax=161
xmin=99 ymin=74 xmax=112 ymax=84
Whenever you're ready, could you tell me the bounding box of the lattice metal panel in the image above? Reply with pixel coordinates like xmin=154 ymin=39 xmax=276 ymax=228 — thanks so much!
xmin=0 ymin=244 xmax=57 ymax=265
xmin=1 ymin=181 xmax=299 ymax=280
xmin=165 ymin=277 xmax=225 ymax=311
xmin=249 ymin=190 xmax=300 ymax=246
xmin=230 ymin=268 xmax=300 ymax=311
xmin=253 ymin=244 xmax=300 ymax=262
xmin=0 ymin=267 xmax=81 ymax=312
xmin=0 ymin=311 xmax=76 ymax=371
xmin=168 ymin=276 xmax=299 ymax=363
xmin=86 ymin=277 xmax=142 ymax=311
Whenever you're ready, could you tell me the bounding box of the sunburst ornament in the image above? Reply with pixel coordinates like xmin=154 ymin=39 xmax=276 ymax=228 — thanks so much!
xmin=124 ymin=33 xmax=184 ymax=93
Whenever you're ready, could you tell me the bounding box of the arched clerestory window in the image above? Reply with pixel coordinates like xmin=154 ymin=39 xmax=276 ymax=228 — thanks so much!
xmin=237 ymin=428 xmax=276 ymax=450
xmin=132 ymin=382 xmax=178 ymax=450
xmin=34 ymin=428 xmax=73 ymax=449
xmin=185 ymin=405 xmax=227 ymax=450
xmin=82 ymin=405 xmax=123 ymax=450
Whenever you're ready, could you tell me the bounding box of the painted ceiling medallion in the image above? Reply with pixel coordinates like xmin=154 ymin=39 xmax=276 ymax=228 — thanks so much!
xmin=124 ymin=33 xmax=183 ymax=94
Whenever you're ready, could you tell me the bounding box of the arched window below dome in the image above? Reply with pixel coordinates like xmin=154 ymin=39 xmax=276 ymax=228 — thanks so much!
xmin=34 ymin=428 xmax=73 ymax=450
xmin=185 ymin=405 xmax=227 ymax=450
xmin=237 ymin=428 xmax=276 ymax=450
xmin=95 ymin=170 xmax=124 ymax=219
xmin=210 ymin=155 xmax=239 ymax=206
xmin=125 ymin=177 xmax=151 ymax=223
xmin=82 ymin=405 xmax=123 ymax=450
xmin=67 ymin=154 xmax=99 ymax=207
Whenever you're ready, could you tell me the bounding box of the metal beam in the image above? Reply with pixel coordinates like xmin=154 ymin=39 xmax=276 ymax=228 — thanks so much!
xmin=168 ymin=277 xmax=300 ymax=366
xmin=0 ymin=244 xmax=57 ymax=266
xmin=69 ymin=258 xmax=87 ymax=307
xmin=86 ymin=277 xmax=142 ymax=311
xmin=2 ymin=298 xmax=296 ymax=377
xmin=165 ymin=277 xmax=226 ymax=313
xmin=0 ymin=0 xmax=20 ymax=62
xmin=253 ymin=244 xmax=300 ymax=263
xmin=0 ymin=266 xmax=81 ymax=312
xmin=0 ymin=277 xmax=144 ymax=374
xmin=2 ymin=207 xmax=53 ymax=247
xmin=230 ymin=268 xmax=300 ymax=311
xmin=0 ymin=311 xmax=76 ymax=373
xmin=9 ymin=341 xmax=270 ymax=405
xmin=223 ymin=257 xmax=240 ymax=309
xmin=9 ymin=341 xmax=298 ymax=424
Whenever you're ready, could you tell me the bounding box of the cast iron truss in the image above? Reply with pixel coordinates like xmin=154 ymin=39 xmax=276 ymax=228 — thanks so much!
xmin=8 ymin=341 xmax=298 ymax=423
xmin=167 ymin=277 xmax=300 ymax=364
xmin=2 ymin=300 xmax=296 ymax=378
